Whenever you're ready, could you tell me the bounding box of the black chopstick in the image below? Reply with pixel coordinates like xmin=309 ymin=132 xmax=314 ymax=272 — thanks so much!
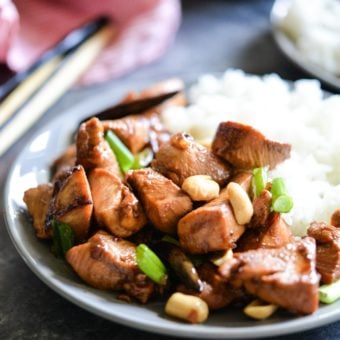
xmin=0 ymin=16 xmax=109 ymax=102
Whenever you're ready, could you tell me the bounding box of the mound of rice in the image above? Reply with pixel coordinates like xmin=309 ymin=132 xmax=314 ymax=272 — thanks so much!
xmin=161 ymin=69 xmax=340 ymax=236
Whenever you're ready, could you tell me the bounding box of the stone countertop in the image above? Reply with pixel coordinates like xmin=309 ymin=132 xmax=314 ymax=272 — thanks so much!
xmin=1 ymin=1 xmax=339 ymax=339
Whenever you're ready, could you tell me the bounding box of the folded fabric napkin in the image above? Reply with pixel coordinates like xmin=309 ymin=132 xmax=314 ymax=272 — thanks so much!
xmin=0 ymin=0 xmax=181 ymax=86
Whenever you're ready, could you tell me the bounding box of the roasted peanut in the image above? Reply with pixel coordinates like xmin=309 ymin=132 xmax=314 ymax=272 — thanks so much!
xmin=165 ymin=292 xmax=209 ymax=323
xmin=182 ymin=175 xmax=219 ymax=201
xmin=244 ymin=299 xmax=278 ymax=320
xmin=226 ymin=182 xmax=253 ymax=224
xmin=210 ymin=249 xmax=233 ymax=266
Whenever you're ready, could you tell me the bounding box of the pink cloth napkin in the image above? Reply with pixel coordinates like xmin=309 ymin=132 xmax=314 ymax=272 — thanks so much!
xmin=0 ymin=0 xmax=181 ymax=86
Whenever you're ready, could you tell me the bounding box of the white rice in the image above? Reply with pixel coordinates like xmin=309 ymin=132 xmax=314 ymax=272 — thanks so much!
xmin=280 ymin=0 xmax=340 ymax=76
xmin=161 ymin=69 xmax=340 ymax=236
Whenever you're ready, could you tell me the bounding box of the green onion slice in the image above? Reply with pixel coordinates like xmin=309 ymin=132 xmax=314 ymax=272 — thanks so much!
xmin=132 ymin=147 xmax=154 ymax=169
xmin=161 ymin=235 xmax=180 ymax=246
xmin=319 ymin=280 xmax=340 ymax=304
xmin=252 ymin=167 xmax=267 ymax=197
xmin=271 ymin=177 xmax=293 ymax=213
xmin=105 ymin=130 xmax=135 ymax=173
xmin=272 ymin=194 xmax=293 ymax=213
xmin=136 ymin=244 xmax=168 ymax=285
xmin=52 ymin=220 xmax=75 ymax=257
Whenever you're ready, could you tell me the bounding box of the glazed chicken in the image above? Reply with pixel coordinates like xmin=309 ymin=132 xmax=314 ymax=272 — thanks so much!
xmin=212 ymin=121 xmax=291 ymax=169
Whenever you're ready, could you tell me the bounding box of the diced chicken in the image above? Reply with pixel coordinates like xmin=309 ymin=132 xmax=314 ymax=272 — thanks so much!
xmin=76 ymin=117 xmax=120 ymax=176
xmin=237 ymin=212 xmax=293 ymax=251
xmin=102 ymin=111 xmax=170 ymax=155
xmin=88 ymin=168 xmax=146 ymax=238
xmin=177 ymin=262 xmax=246 ymax=310
xmin=23 ymin=184 xmax=53 ymax=239
xmin=126 ymin=168 xmax=192 ymax=234
xmin=152 ymin=132 xmax=231 ymax=187
xmin=66 ymin=231 xmax=155 ymax=303
xmin=46 ymin=165 xmax=93 ymax=241
xmin=51 ymin=144 xmax=76 ymax=180
xmin=308 ymin=222 xmax=340 ymax=284
xmin=212 ymin=121 xmax=291 ymax=169
xmin=178 ymin=187 xmax=245 ymax=254
xmin=248 ymin=189 xmax=272 ymax=228
xmin=331 ymin=209 xmax=340 ymax=228
xmin=224 ymin=237 xmax=320 ymax=315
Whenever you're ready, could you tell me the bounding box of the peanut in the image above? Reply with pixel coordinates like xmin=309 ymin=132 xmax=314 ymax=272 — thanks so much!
xmin=182 ymin=175 xmax=219 ymax=201
xmin=244 ymin=299 xmax=278 ymax=320
xmin=226 ymin=182 xmax=253 ymax=224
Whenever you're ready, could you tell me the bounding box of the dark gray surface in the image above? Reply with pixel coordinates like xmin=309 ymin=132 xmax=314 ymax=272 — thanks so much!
xmin=1 ymin=0 xmax=339 ymax=339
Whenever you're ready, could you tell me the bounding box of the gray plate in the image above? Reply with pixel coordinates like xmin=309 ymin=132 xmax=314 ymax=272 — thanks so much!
xmin=4 ymin=84 xmax=340 ymax=338
xmin=271 ymin=0 xmax=340 ymax=91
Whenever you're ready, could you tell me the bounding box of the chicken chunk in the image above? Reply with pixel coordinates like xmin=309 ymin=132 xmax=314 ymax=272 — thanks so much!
xmin=23 ymin=184 xmax=53 ymax=239
xmin=76 ymin=117 xmax=120 ymax=176
xmin=88 ymin=168 xmax=146 ymax=238
xmin=331 ymin=209 xmax=340 ymax=228
xmin=308 ymin=222 xmax=340 ymax=284
xmin=248 ymin=189 xmax=272 ymax=228
xmin=237 ymin=212 xmax=293 ymax=251
xmin=46 ymin=165 xmax=93 ymax=241
xmin=225 ymin=237 xmax=320 ymax=315
xmin=178 ymin=187 xmax=245 ymax=254
xmin=212 ymin=121 xmax=291 ymax=169
xmin=66 ymin=231 xmax=155 ymax=303
xmin=126 ymin=168 xmax=192 ymax=234
xmin=152 ymin=132 xmax=231 ymax=187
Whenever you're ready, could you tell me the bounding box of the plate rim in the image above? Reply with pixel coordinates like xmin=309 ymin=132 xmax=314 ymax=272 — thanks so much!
xmin=4 ymin=80 xmax=340 ymax=339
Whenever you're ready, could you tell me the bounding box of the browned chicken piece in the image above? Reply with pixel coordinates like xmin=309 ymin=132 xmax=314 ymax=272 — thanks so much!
xmin=23 ymin=184 xmax=53 ymax=239
xmin=212 ymin=121 xmax=291 ymax=170
xmin=51 ymin=144 xmax=77 ymax=180
xmin=66 ymin=231 xmax=155 ymax=303
xmin=308 ymin=222 xmax=340 ymax=284
xmin=331 ymin=209 xmax=340 ymax=228
xmin=152 ymin=132 xmax=232 ymax=187
xmin=102 ymin=111 xmax=170 ymax=155
xmin=178 ymin=187 xmax=245 ymax=254
xmin=88 ymin=168 xmax=146 ymax=238
xmin=248 ymin=189 xmax=272 ymax=228
xmin=126 ymin=168 xmax=192 ymax=234
xmin=76 ymin=117 xmax=120 ymax=176
xmin=46 ymin=165 xmax=93 ymax=241
xmin=177 ymin=262 xmax=246 ymax=310
xmin=237 ymin=212 xmax=293 ymax=251
xmin=224 ymin=237 xmax=320 ymax=315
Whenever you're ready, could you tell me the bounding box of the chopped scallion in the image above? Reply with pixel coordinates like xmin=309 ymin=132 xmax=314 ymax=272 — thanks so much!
xmin=132 ymin=147 xmax=154 ymax=169
xmin=252 ymin=167 xmax=267 ymax=197
xmin=52 ymin=220 xmax=75 ymax=257
xmin=270 ymin=177 xmax=293 ymax=213
xmin=136 ymin=244 xmax=168 ymax=285
xmin=319 ymin=280 xmax=340 ymax=304
xmin=161 ymin=235 xmax=180 ymax=246
xmin=105 ymin=130 xmax=135 ymax=173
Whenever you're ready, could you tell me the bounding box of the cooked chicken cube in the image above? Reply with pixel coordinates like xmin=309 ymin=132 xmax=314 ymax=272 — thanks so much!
xmin=248 ymin=189 xmax=272 ymax=228
xmin=126 ymin=168 xmax=192 ymax=234
xmin=152 ymin=132 xmax=231 ymax=187
xmin=212 ymin=121 xmax=291 ymax=169
xmin=88 ymin=168 xmax=146 ymax=238
xmin=308 ymin=222 xmax=340 ymax=284
xmin=225 ymin=237 xmax=320 ymax=315
xmin=66 ymin=231 xmax=155 ymax=303
xmin=331 ymin=209 xmax=340 ymax=228
xmin=76 ymin=117 xmax=121 ymax=176
xmin=47 ymin=165 xmax=93 ymax=241
xmin=237 ymin=212 xmax=293 ymax=251
xmin=178 ymin=187 xmax=245 ymax=254
xmin=23 ymin=184 xmax=53 ymax=239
